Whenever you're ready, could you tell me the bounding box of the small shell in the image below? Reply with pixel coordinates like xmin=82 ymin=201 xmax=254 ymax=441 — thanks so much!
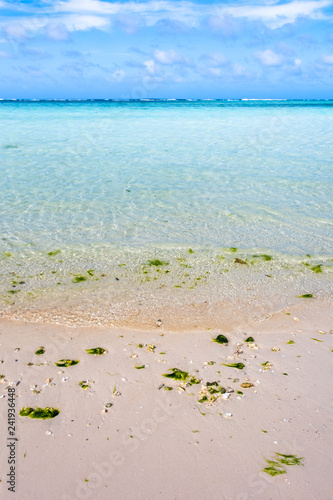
xmin=223 ymin=412 xmax=233 ymax=418
xmin=156 ymin=319 xmax=163 ymax=327
xmin=130 ymin=353 xmax=138 ymax=358
xmin=241 ymin=382 xmax=254 ymax=388
xmin=221 ymin=393 xmax=231 ymax=400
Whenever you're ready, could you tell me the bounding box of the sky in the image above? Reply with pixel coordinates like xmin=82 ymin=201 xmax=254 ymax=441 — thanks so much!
xmin=0 ymin=0 xmax=333 ymax=98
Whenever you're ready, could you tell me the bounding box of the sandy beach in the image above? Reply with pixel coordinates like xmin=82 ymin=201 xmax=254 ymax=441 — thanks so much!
xmin=1 ymin=298 xmax=332 ymax=500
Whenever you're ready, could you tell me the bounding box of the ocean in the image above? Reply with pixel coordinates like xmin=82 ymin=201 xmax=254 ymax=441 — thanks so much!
xmin=0 ymin=100 xmax=332 ymax=328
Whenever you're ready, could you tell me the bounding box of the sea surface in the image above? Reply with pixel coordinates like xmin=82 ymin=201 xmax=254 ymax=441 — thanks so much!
xmin=0 ymin=100 xmax=332 ymax=328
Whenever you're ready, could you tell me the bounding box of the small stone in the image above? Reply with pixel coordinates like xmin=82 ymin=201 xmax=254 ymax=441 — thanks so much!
xmin=156 ymin=319 xmax=163 ymax=327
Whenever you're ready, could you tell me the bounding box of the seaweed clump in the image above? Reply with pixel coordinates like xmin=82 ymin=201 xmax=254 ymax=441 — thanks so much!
xmin=198 ymin=382 xmax=226 ymax=404
xmin=213 ymin=334 xmax=229 ymax=345
xmin=163 ymin=368 xmax=200 ymax=386
xmin=85 ymin=347 xmax=106 ymax=355
xmin=54 ymin=359 xmax=79 ymax=367
xmin=35 ymin=346 xmax=45 ymax=355
xmin=19 ymin=407 xmax=60 ymax=419
xmin=147 ymin=259 xmax=169 ymax=266
xmin=262 ymin=453 xmax=304 ymax=476
xmin=222 ymin=362 xmax=245 ymax=370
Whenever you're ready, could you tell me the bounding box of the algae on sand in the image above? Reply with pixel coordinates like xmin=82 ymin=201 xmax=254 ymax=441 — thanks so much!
xmin=222 ymin=362 xmax=245 ymax=370
xmin=55 ymin=359 xmax=79 ymax=367
xmin=35 ymin=346 xmax=45 ymax=355
xmin=19 ymin=407 xmax=60 ymax=419
xmin=147 ymin=259 xmax=169 ymax=267
xmin=163 ymin=368 xmax=200 ymax=385
xmin=85 ymin=347 xmax=106 ymax=355
xmin=262 ymin=453 xmax=304 ymax=476
xmin=213 ymin=334 xmax=229 ymax=345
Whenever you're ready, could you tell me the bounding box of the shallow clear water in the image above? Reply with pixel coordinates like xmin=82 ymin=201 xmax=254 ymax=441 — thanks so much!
xmin=0 ymin=100 xmax=332 ymax=327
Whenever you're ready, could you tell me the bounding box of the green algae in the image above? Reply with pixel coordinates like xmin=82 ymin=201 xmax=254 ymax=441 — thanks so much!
xmin=164 ymin=386 xmax=173 ymax=390
xmin=35 ymin=346 xmax=45 ymax=355
xmin=135 ymin=364 xmax=145 ymax=369
xmin=55 ymin=359 xmax=79 ymax=367
xmin=85 ymin=347 xmax=106 ymax=355
xmin=213 ymin=334 xmax=229 ymax=344
xmin=298 ymin=293 xmax=313 ymax=298
xmin=252 ymin=254 xmax=273 ymax=261
xmin=19 ymin=407 xmax=60 ymax=419
xmin=188 ymin=249 xmax=194 ymax=254
xmin=163 ymin=368 xmax=189 ymax=381
xmin=48 ymin=250 xmax=61 ymax=256
xmin=147 ymin=259 xmax=169 ymax=266
xmin=287 ymin=340 xmax=295 ymax=344
xmin=163 ymin=368 xmax=200 ymax=385
xmin=244 ymin=336 xmax=254 ymax=343
xmin=72 ymin=276 xmax=87 ymax=283
xmin=222 ymin=362 xmax=245 ymax=370
xmin=234 ymin=258 xmax=247 ymax=265
xmin=262 ymin=461 xmax=287 ymax=476
xmin=275 ymin=453 xmax=304 ymax=466
xmin=311 ymin=338 xmax=323 ymax=342
xmin=262 ymin=453 xmax=304 ymax=476
xmin=229 ymin=247 xmax=237 ymax=252
xmin=261 ymin=361 xmax=272 ymax=370
xmin=79 ymin=381 xmax=89 ymax=390
xmin=311 ymin=265 xmax=322 ymax=273
xmin=86 ymin=269 xmax=95 ymax=276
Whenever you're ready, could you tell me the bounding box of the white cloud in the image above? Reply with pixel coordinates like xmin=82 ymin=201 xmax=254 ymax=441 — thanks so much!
xmin=154 ymin=49 xmax=183 ymax=65
xmin=256 ymin=49 xmax=284 ymax=66
xmin=144 ymin=59 xmax=156 ymax=74
xmin=0 ymin=49 xmax=10 ymax=57
xmin=221 ymin=0 xmax=332 ymax=28
xmin=1 ymin=0 xmax=332 ymax=36
xmin=322 ymin=54 xmax=333 ymax=64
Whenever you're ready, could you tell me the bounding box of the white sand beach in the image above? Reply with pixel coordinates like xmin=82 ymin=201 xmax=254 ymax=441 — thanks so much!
xmin=1 ymin=299 xmax=332 ymax=499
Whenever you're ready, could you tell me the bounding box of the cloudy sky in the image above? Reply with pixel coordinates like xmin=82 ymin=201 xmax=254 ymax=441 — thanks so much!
xmin=0 ymin=0 xmax=333 ymax=98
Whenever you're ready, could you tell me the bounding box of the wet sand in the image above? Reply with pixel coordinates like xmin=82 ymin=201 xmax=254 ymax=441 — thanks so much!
xmin=0 ymin=300 xmax=332 ymax=499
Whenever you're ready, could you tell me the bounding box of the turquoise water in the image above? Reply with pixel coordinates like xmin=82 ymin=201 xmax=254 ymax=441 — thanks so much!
xmin=0 ymin=100 xmax=332 ymax=327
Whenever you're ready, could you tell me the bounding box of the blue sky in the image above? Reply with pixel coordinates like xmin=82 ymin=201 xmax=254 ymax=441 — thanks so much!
xmin=0 ymin=0 xmax=333 ymax=98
